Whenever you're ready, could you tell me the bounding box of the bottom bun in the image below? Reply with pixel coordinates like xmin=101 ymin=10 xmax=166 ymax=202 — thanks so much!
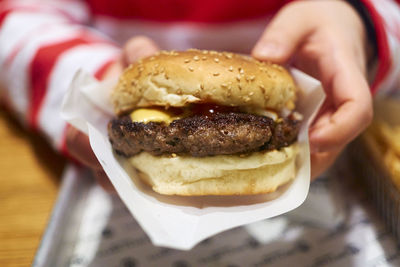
xmin=129 ymin=144 xmax=298 ymax=196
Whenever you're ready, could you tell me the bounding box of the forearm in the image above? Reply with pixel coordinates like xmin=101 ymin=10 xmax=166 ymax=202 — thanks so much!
xmin=0 ymin=0 xmax=120 ymax=150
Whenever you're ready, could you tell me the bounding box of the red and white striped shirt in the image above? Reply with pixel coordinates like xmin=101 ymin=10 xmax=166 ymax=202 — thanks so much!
xmin=0 ymin=0 xmax=399 ymax=155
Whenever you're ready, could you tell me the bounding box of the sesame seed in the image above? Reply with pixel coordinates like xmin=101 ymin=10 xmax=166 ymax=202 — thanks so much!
xmin=202 ymin=56 xmax=207 ymax=60
xmin=202 ymin=50 xmax=209 ymax=54
xmin=249 ymin=92 xmax=254 ymax=96
xmin=224 ymin=53 xmax=233 ymax=59
xmin=239 ymin=68 xmax=244 ymax=74
xmin=228 ymin=66 xmax=233 ymax=72
xmin=236 ymin=75 xmax=241 ymax=81
xmin=249 ymin=75 xmax=255 ymax=81
xmin=171 ymin=153 xmax=177 ymax=158
xmin=214 ymin=58 xmax=219 ymax=63
xmin=193 ymin=56 xmax=199 ymax=61
xmin=221 ymin=83 xmax=227 ymax=88
xmin=149 ymin=57 xmax=155 ymax=61
xmin=213 ymin=72 xmax=220 ymax=76
xmin=188 ymin=67 xmax=194 ymax=72
xmin=154 ymin=63 xmax=159 ymax=68
xmin=184 ymin=59 xmax=190 ymax=63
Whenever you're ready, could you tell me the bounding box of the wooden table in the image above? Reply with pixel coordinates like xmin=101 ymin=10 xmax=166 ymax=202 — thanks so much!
xmin=0 ymin=108 xmax=65 ymax=267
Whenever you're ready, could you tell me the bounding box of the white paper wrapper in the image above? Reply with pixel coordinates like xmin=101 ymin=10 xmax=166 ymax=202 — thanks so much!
xmin=61 ymin=68 xmax=325 ymax=250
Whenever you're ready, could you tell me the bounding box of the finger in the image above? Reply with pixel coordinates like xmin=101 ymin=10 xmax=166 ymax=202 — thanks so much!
xmin=122 ymin=36 xmax=159 ymax=66
xmin=94 ymin=170 xmax=116 ymax=193
xmin=311 ymin=148 xmax=342 ymax=180
xmin=252 ymin=2 xmax=314 ymax=63
xmin=309 ymin=64 xmax=373 ymax=152
xmin=65 ymin=126 xmax=102 ymax=170
xmin=291 ymin=29 xmax=372 ymax=153
xmin=99 ymin=60 xmax=124 ymax=80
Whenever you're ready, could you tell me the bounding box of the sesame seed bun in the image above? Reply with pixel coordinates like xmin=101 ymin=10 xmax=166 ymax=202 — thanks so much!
xmin=112 ymin=49 xmax=297 ymax=115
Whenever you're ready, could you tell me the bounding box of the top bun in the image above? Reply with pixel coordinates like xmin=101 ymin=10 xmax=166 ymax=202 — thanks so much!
xmin=112 ymin=49 xmax=297 ymax=115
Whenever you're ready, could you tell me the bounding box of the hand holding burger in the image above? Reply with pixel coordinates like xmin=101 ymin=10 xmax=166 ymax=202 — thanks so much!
xmin=65 ymin=36 xmax=159 ymax=191
xmin=252 ymin=1 xmax=373 ymax=178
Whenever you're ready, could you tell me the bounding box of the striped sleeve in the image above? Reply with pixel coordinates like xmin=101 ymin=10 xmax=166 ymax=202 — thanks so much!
xmin=0 ymin=0 xmax=120 ymax=151
xmin=360 ymin=0 xmax=400 ymax=95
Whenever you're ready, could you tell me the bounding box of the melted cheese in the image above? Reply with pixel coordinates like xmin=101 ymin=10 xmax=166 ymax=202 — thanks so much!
xmin=257 ymin=109 xmax=278 ymax=121
xmin=130 ymin=108 xmax=178 ymax=123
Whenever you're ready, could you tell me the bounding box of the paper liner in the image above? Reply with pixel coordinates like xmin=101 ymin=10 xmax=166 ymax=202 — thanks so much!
xmin=61 ymin=68 xmax=325 ymax=250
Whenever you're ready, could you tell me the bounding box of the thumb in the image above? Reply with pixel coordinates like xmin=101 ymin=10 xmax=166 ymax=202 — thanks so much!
xmin=122 ymin=36 xmax=159 ymax=66
xmin=252 ymin=3 xmax=313 ymax=63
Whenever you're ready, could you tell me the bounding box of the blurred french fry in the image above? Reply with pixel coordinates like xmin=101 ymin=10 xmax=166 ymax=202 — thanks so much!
xmin=379 ymin=122 xmax=400 ymax=157
xmin=366 ymin=100 xmax=400 ymax=192
xmin=384 ymin=150 xmax=400 ymax=191
xmin=356 ymin=98 xmax=400 ymax=242
xmin=368 ymin=121 xmax=388 ymax=153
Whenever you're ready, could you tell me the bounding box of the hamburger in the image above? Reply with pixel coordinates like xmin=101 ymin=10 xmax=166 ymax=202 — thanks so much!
xmin=108 ymin=49 xmax=301 ymax=196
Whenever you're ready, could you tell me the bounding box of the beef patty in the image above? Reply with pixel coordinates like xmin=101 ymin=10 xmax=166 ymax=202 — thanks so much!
xmin=108 ymin=112 xmax=300 ymax=157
